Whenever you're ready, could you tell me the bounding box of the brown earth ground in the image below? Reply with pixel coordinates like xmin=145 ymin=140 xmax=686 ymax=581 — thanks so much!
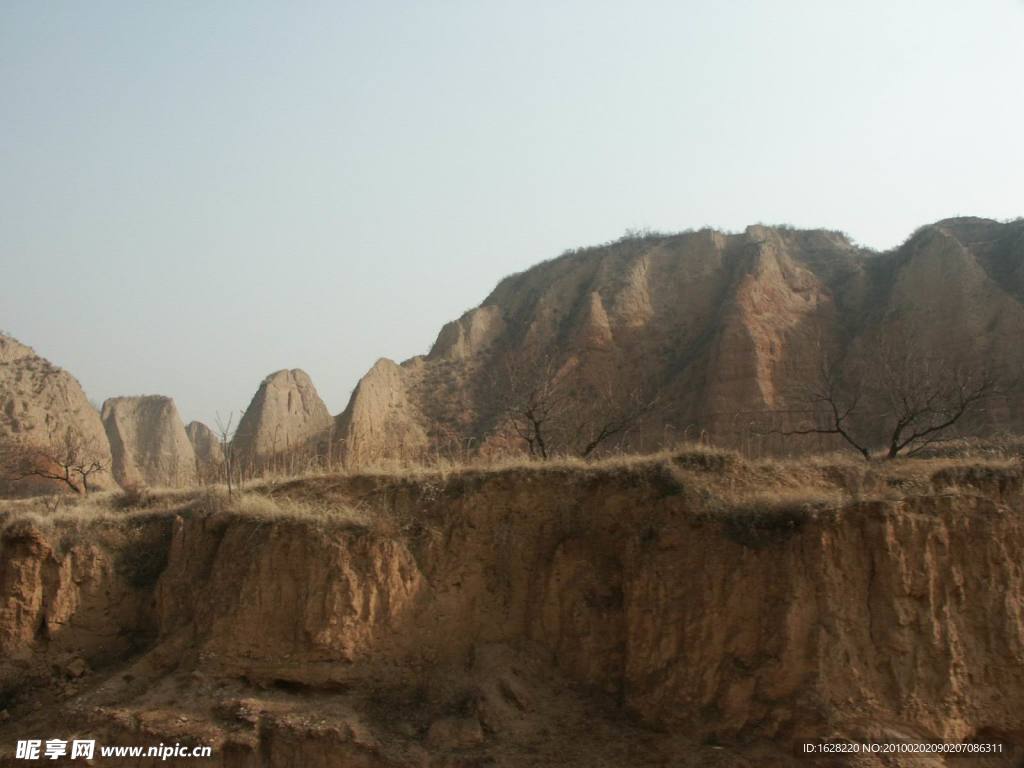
xmin=1 ymin=448 xmax=1023 ymax=767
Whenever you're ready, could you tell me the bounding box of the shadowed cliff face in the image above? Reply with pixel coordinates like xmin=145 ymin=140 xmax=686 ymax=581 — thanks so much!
xmin=186 ymin=420 xmax=224 ymax=467
xmin=1 ymin=458 xmax=1022 ymax=766
xmin=335 ymin=218 xmax=1024 ymax=464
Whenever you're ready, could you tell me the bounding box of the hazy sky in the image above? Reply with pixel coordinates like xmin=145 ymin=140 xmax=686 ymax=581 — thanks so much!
xmin=2 ymin=1 xmax=1022 ymax=425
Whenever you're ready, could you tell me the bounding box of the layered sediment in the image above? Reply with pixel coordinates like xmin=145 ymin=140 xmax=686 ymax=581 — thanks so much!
xmin=1 ymin=456 xmax=1021 ymax=766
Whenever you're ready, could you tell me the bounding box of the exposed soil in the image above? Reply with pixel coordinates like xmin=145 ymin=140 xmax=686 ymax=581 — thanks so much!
xmin=1 ymin=455 xmax=1022 ymax=766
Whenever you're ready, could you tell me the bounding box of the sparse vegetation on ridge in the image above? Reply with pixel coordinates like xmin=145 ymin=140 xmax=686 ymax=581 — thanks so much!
xmin=3 ymin=443 xmax=1019 ymax=545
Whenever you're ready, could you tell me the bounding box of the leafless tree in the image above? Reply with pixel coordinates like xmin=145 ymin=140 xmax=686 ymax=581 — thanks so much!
xmin=771 ymin=339 xmax=999 ymax=460
xmin=567 ymin=370 xmax=659 ymax=458
xmin=769 ymin=355 xmax=872 ymax=460
xmin=215 ymin=412 xmax=237 ymax=499
xmin=1 ymin=425 xmax=108 ymax=495
xmin=874 ymin=346 xmax=998 ymax=458
xmin=495 ymin=350 xmax=658 ymax=460
xmin=497 ymin=353 xmax=568 ymax=459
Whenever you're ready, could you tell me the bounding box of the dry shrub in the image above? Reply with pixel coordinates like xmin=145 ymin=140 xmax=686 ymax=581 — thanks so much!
xmin=222 ymin=491 xmax=378 ymax=533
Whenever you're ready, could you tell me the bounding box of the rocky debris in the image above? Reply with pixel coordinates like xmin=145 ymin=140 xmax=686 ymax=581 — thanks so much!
xmin=101 ymin=395 xmax=197 ymax=488
xmin=64 ymin=657 xmax=88 ymax=679
xmin=233 ymin=369 xmax=332 ymax=470
xmin=335 ymin=217 xmax=1024 ymax=464
xmin=0 ymin=333 xmax=115 ymax=493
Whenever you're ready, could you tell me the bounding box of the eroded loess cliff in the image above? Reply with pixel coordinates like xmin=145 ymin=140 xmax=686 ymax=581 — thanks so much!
xmin=1 ymin=454 xmax=1022 ymax=766
xmin=0 ymin=334 xmax=116 ymax=494
xmin=334 ymin=217 xmax=1024 ymax=464
xmin=101 ymin=396 xmax=197 ymax=488
xmin=233 ymin=369 xmax=334 ymax=474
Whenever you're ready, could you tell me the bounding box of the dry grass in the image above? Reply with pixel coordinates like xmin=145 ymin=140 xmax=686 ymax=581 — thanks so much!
xmin=250 ymin=442 xmax=1023 ymax=529
xmin=214 ymin=492 xmax=392 ymax=533
xmin=0 ymin=488 xmax=190 ymax=535
xmin=1 ymin=442 xmax=1020 ymax=540
xmin=0 ymin=480 xmax=398 ymax=540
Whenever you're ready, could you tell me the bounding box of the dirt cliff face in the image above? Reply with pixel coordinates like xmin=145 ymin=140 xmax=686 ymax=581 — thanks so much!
xmin=335 ymin=218 xmax=1024 ymax=464
xmin=101 ymin=396 xmax=197 ymax=488
xmin=1 ymin=456 xmax=1022 ymax=766
xmin=234 ymin=369 xmax=333 ymax=472
xmin=0 ymin=334 xmax=115 ymax=493
xmin=334 ymin=359 xmax=430 ymax=467
xmin=186 ymin=420 xmax=224 ymax=468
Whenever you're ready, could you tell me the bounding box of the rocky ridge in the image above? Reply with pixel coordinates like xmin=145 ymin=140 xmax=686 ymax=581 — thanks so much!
xmin=3 ymin=216 xmax=1023 ymax=486
xmin=334 ymin=217 xmax=1024 ymax=464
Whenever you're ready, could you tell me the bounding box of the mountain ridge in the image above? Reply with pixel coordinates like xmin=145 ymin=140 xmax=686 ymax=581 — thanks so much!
xmin=3 ymin=216 xmax=1022 ymax=481
xmin=333 ymin=216 xmax=1024 ymax=464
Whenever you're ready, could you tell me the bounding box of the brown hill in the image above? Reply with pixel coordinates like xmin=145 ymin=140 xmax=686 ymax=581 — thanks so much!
xmin=234 ymin=369 xmax=333 ymax=473
xmin=186 ymin=420 xmax=224 ymax=484
xmin=186 ymin=420 xmax=224 ymax=466
xmin=0 ymin=333 xmax=115 ymax=493
xmin=335 ymin=217 xmax=1024 ymax=464
xmin=101 ymin=395 xmax=197 ymax=488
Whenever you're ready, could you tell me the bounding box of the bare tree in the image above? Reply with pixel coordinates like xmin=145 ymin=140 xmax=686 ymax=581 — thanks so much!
xmin=567 ymin=370 xmax=659 ymax=458
xmin=497 ymin=353 xmax=568 ymax=460
xmin=1 ymin=425 xmax=108 ymax=495
xmin=214 ymin=412 xmax=237 ymax=499
xmin=495 ymin=350 xmax=658 ymax=460
xmin=771 ymin=339 xmax=999 ymax=460
xmin=769 ymin=355 xmax=872 ymax=460
xmin=874 ymin=348 xmax=998 ymax=458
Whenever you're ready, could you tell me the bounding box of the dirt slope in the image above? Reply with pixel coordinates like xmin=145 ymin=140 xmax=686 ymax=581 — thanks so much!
xmin=0 ymin=334 xmax=115 ymax=493
xmin=335 ymin=218 xmax=1024 ymax=464
xmin=101 ymin=396 xmax=197 ymax=488
xmin=1 ymin=454 xmax=1022 ymax=766
xmin=234 ymin=369 xmax=333 ymax=473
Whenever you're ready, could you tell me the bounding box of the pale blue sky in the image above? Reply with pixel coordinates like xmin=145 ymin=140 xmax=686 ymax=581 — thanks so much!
xmin=2 ymin=1 xmax=1022 ymax=425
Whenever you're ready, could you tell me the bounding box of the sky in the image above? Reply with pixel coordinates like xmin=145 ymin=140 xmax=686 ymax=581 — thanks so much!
xmin=2 ymin=1 xmax=1022 ymax=426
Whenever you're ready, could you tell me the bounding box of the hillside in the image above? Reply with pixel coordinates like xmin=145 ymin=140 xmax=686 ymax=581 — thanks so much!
xmin=335 ymin=217 xmax=1024 ymax=464
xmin=0 ymin=334 xmax=116 ymax=494
xmin=2 ymin=217 xmax=1022 ymax=487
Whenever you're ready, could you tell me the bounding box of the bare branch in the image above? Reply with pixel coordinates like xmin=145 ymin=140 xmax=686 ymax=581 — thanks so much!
xmin=1 ymin=425 xmax=108 ymax=495
xmin=757 ymin=354 xmax=872 ymax=460
xmin=768 ymin=332 xmax=1002 ymax=461
xmin=492 ymin=347 xmax=659 ymax=460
